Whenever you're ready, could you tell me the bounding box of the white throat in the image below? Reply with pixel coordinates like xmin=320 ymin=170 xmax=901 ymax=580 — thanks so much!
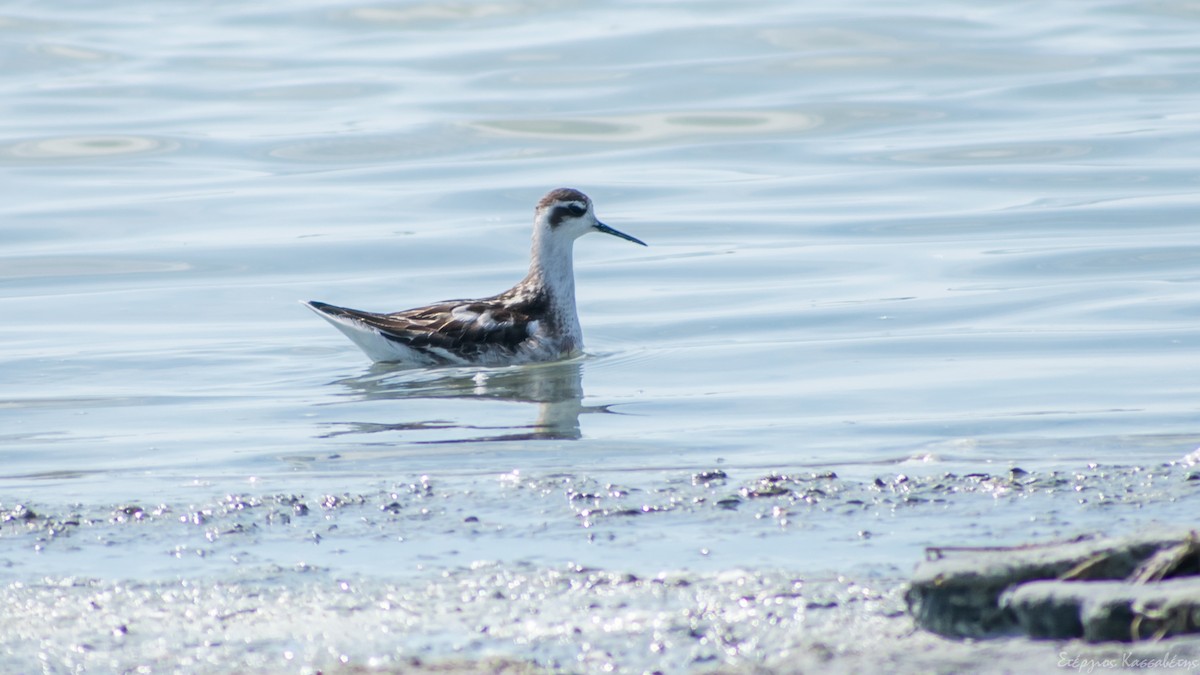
xmin=527 ymin=216 xmax=582 ymax=335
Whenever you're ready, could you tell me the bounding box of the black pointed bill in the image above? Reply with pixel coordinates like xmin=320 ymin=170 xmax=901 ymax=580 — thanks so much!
xmin=594 ymin=221 xmax=647 ymax=246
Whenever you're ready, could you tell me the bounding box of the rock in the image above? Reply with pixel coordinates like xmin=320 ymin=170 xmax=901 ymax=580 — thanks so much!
xmin=1003 ymin=578 xmax=1200 ymax=642
xmin=906 ymin=528 xmax=1199 ymax=640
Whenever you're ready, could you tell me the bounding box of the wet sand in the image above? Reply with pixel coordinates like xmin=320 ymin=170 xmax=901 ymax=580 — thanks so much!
xmin=3 ymin=461 xmax=1199 ymax=672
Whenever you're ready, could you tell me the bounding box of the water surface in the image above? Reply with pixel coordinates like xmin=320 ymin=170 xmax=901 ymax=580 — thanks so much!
xmin=3 ymin=0 xmax=1199 ymax=569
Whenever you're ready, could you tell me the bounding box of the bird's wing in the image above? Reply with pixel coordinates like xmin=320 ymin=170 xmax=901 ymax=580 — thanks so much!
xmin=308 ymin=297 xmax=543 ymax=358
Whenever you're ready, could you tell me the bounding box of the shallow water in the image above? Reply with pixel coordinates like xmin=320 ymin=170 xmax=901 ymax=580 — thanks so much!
xmin=2 ymin=0 xmax=1200 ymax=666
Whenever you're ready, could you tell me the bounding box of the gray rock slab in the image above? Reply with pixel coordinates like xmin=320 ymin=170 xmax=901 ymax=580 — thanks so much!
xmin=1003 ymin=578 xmax=1200 ymax=643
xmin=906 ymin=528 xmax=1197 ymax=639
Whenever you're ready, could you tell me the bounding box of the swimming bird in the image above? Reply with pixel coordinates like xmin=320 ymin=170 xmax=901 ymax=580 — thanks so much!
xmin=305 ymin=188 xmax=646 ymax=366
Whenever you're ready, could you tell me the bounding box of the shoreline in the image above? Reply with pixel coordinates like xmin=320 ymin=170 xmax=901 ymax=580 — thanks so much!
xmin=3 ymin=461 xmax=1198 ymax=672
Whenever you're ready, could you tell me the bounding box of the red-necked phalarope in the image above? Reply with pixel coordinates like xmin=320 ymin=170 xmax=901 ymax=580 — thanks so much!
xmin=306 ymin=188 xmax=646 ymax=366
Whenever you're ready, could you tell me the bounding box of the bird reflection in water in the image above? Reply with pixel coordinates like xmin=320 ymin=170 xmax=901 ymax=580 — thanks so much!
xmin=319 ymin=359 xmax=612 ymax=443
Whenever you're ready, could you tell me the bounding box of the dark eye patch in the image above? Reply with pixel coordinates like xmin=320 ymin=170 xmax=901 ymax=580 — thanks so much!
xmin=549 ymin=202 xmax=588 ymax=227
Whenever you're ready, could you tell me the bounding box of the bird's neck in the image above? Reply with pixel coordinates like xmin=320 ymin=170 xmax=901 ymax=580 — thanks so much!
xmin=528 ymin=235 xmax=576 ymax=303
xmin=526 ymin=227 xmax=581 ymax=334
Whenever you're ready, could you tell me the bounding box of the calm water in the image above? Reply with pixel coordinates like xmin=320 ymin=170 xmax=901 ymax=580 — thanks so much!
xmin=3 ymin=1 xmax=1200 ymax=536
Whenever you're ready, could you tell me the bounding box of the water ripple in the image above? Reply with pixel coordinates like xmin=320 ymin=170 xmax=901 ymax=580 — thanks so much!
xmin=857 ymin=142 xmax=1091 ymax=165
xmin=28 ymin=42 xmax=121 ymax=63
xmin=470 ymin=110 xmax=822 ymax=142
xmin=338 ymin=1 xmax=542 ymax=25
xmin=0 ymin=135 xmax=180 ymax=161
xmin=266 ymin=131 xmax=470 ymax=163
xmin=0 ymin=256 xmax=191 ymax=281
